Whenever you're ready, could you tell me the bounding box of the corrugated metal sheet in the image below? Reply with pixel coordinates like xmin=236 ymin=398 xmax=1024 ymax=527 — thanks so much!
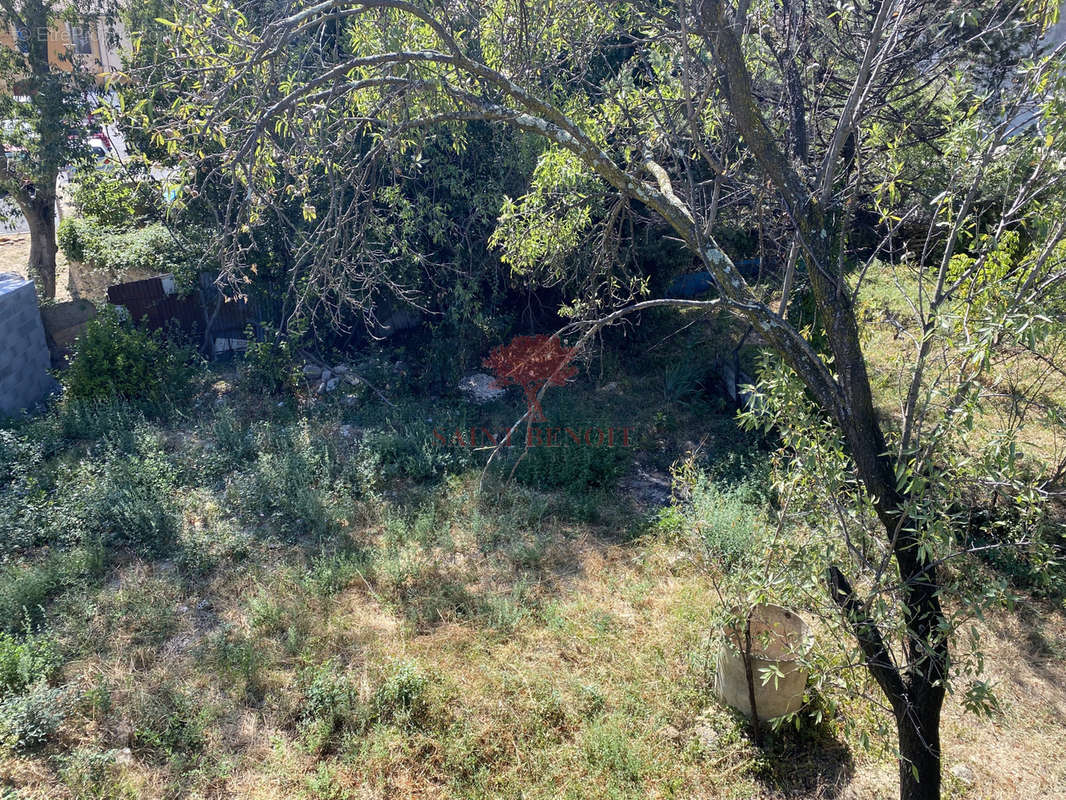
xmin=107 ymin=272 xmax=284 ymax=355
xmin=106 ymin=274 xmax=204 ymax=335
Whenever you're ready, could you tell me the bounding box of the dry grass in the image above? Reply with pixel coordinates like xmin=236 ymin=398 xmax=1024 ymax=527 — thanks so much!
xmin=3 ymin=484 xmax=1063 ymax=799
xmin=0 ymin=331 xmax=1063 ymax=799
xmin=855 ymin=265 xmax=1066 ymax=469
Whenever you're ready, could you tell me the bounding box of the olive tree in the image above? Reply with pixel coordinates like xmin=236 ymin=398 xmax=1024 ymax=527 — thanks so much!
xmin=136 ymin=0 xmax=1066 ymax=797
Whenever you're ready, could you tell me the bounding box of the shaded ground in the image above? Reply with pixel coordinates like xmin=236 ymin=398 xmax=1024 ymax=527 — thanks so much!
xmin=0 ymin=361 xmax=1062 ymax=800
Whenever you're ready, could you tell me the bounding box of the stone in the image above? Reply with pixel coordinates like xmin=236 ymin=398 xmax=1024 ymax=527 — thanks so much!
xmin=344 ymin=373 xmax=363 ymax=386
xmin=302 ymin=364 xmax=323 ymax=378
xmin=599 ymin=381 xmax=619 ymax=392
xmin=951 ymin=764 xmax=976 ymax=786
xmin=458 ymin=373 xmax=505 ymax=403
xmin=325 ymin=378 xmax=339 ymax=392
xmin=112 ymin=722 xmax=133 ymax=748
xmin=114 ymin=747 xmax=134 ymax=766
xmin=333 ymin=365 xmax=349 ymax=375
xmin=371 ymin=307 xmax=421 ymax=338
xmin=321 ymin=369 xmax=333 ymax=381
xmin=658 ymin=724 xmax=683 ymax=743
xmin=39 ymin=299 xmax=97 ymax=361
xmin=620 ymin=467 xmax=672 ymax=509
xmin=692 ymin=723 xmax=719 ymax=750
xmin=720 ymin=361 xmax=737 ymax=402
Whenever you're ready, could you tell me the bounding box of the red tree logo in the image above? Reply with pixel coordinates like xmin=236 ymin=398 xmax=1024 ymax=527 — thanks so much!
xmin=484 ymin=334 xmax=578 ymax=421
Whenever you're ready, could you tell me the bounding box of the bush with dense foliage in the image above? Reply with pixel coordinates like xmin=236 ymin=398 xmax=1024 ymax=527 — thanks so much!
xmin=0 ymin=683 xmax=69 ymax=752
xmin=238 ymin=329 xmax=301 ymax=395
xmin=57 ymin=219 xmax=200 ymax=283
xmin=70 ymin=171 xmax=164 ymax=229
xmin=0 ymin=631 xmax=61 ymax=698
xmin=61 ymin=308 xmax=199 ymax=407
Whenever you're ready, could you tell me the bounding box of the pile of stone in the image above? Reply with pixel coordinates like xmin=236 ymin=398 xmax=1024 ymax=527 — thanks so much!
xmin=302 ymin=362 xmax=363 ymax=394
xmin=458 ymin=372 xmax=506 ymax=403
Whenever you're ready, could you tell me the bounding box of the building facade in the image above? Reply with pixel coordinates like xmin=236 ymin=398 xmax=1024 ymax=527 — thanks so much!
xmin=1 ymin=18 xmax=127 ymax=84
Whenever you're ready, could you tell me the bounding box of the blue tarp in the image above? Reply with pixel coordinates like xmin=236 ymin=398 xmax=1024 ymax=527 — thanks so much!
xmin=667 ymin=258 xmax=762 ymax=298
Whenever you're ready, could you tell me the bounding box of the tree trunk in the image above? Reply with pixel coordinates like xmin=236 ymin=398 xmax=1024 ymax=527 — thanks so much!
xmin=897 ymin=685 xmax=944 ymax=800
xmin=25 ymin=189 xmax=58 ymax=300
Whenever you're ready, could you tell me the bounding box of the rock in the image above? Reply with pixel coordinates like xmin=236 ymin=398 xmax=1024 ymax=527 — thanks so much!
xmin=339 ymin=425 xmax=355 ymax=439
xmin=114 ymin=747 xmax=134 ymax=766
xmin=658 ymin=724 xmax=683 ymax=744
xmin=321 ymin=369 xmax=333 ymax=381
xmin=720 ymin=362 xmax=737 ymax=402
xmin=458 ymin=373 xmax=505 ymax=403
xmin=343 ymin=373 xmax=363 ymax=387
xmin=325 ymin=378 xmax=339 ymax=392
xmin=302 ymin=364 xmax=323 ymax=378
xmin=599 ymin=381 xmax=619 ymax=392
xmin=316 ymin=381 xmax=327 ymax=394
xmin=692 ymin=722 xmax=719 ymax=750
xmin=736 ymin=372 xmax=756 ymax=409
xmin=951 ymin=764 xmax=976 ymax=786
xmin=112 ymin=722 xmax=133 ymax=748
xmin=371 ymin=307 xmax=421 ymax=338
xmin=39 ymin=299 xmax=97 ymax=364
xmin=620 ymin=467 xmax=672 ymax=509
xmin=333 ymin=365 xmax=349 ymax=375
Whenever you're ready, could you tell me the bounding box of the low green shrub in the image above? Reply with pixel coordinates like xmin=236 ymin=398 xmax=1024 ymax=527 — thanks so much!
xmin=92 ymin=447 xmax=180 ymax=555
xmin=227 ymin=421 xmax=344 ymax=540
xmin=59 ymin=747 xmax=138 ymax=800
xmin=52 ymin=397 xmax=146 ymax=446
xmin=0 ymin=631 xmax=62 ymax=697
xmin=0 ymin=428 xmax=41 ymax=486
xmin=511 ymin=427 xmax=632 ymax=492
xmin=130 ymin=687 xmax=210 ymax=764
xmin=369 ymin=659 xmax=432 ymax=728
xmin=0 ymin=683 xmax=69 ymax=752
xmin=239 ymin=330 xmax=301 ymax=395
xmin=582 ymin=716 xmax=648 ymax=787
xmin=0 ymin=545 xmax=105 ymax=632
xmin=660 ymin=463 xmax=768 ymax=569
xmin=62 ymin=308 xmax=199 ymax=407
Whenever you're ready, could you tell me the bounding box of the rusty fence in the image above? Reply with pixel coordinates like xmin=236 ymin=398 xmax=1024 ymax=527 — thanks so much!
xmin=106 ymin=272 xmax=283 ymax=356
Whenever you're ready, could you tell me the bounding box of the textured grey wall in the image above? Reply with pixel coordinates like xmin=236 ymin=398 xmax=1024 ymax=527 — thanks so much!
xmin=0 ymin=273 xmax=55 ymax=417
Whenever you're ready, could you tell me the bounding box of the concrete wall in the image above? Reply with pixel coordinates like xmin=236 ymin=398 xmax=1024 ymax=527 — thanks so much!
xmin=0 ymin=273 xmax=54 ymax=417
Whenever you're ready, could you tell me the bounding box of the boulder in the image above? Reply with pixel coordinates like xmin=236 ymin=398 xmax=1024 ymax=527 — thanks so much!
xmin=39 ymin=299 xmax=97 ymax=364
xmin=458 ymin=373 xmax=505 ymax=403
xmin=951 ymin=764 xmax=976 ymax=786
